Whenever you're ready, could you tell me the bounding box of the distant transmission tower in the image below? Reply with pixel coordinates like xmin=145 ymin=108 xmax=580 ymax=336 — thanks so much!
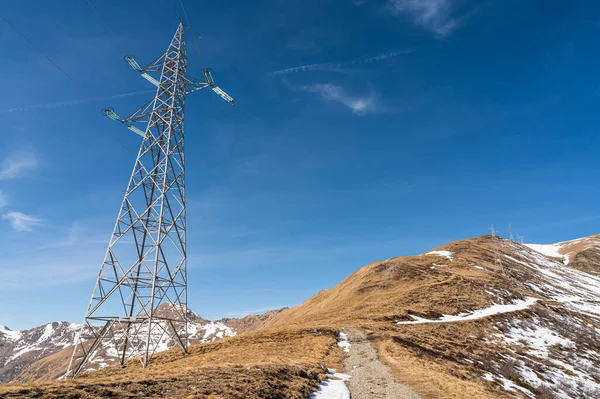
xmin=489 ymin=224 xmax=503 ymax=270
xmin=67 ymin=23 xmax=234 ymax=378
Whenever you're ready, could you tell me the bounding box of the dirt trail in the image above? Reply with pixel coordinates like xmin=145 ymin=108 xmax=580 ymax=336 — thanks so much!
xmin=343 ymin=327 xmax=421 ymax=399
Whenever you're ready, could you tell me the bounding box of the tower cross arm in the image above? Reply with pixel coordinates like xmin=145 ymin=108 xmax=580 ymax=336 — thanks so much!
xmin=183 ymin=75 xmax=210 ymax=95
xmin=102 ymin=107 xmax=147 ymax=138
xmin=185 ymin=69 xmax=235 ymax=104
xmin=125 ymin=54 xmax=164 ymax=87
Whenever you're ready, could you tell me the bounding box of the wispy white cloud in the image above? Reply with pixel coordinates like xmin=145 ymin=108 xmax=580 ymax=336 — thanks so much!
xmin=387 ymin=0 xmax=459 ymax=37
xmin=0 ymin=151 xmax=38 ymax=180
xmin=2 ymin=212 xmax=42 ymax=232
xmin=0 ymin=152 xmax=43 ymax=232
xmin=16 ymin=221 xmax=107 ymax=253
xmin=300 ymin=83 xmax=380 ymax=115
xmin=0 ymin=251 xmax=96 ymax=290
xmin=0 ymin=90 xmax=154 ymax=114
xmin=271 ymin=49 xmax=413 ymax=75
xmin=0 ymin=218 xmax=110 ymax=290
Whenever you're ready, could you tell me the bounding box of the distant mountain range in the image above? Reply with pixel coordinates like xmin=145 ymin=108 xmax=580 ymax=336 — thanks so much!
xmin=0 ymin=306 xmax=285 ymax=383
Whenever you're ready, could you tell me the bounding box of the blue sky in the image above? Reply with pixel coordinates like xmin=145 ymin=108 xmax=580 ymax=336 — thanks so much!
xmin=1 ymin=0 xmax=600 ymax=330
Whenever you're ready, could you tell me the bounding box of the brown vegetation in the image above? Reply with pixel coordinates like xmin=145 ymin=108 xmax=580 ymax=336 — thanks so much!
xmin=1 ymin=329 xmax=340 ymax=398
xmin=2 ymin=234 xmax=600 ymax=398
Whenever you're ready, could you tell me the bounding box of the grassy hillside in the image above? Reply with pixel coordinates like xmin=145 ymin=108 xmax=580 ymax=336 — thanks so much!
xmin=2 ymin=234 xmax=600 ymax=398
xmin=0 ymin=328 xmax=341 ymax=398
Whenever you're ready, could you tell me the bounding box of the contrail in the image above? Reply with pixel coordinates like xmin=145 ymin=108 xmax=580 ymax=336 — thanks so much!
xmin=270 ymin=49 xmax=414 ymax=75
xmin=270 ymin=62 xmax=344 ymax=75
xmin=353 ymin=50 xmax=414 ymax=64
xmin=0 ymin=90 xmax=154 ymax=114
xmin=108 ymin=90 xmax=155 ymax=99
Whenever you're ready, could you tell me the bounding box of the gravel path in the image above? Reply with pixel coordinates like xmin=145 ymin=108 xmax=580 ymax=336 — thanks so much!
xmin=343 ymin=327 xmax=421 ymax=399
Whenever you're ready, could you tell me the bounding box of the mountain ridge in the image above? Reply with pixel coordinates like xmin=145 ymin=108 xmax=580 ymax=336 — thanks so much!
xmin=1 ymin=233 xmax=600 ymax=399
xmin=262 ymin=233 xmax=600 ymax=398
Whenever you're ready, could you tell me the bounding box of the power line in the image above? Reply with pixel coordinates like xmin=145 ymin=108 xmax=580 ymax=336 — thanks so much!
xmin=176 ymin=0 xmax=204 ymax=67
xmin=85 ymin=0 xmax=127 ymax=55
xmin=164 ymin=2 xmax=319 ymax=162
xmin=80 ymin=4 xmax=279 ymax=195
xmin=2 ymin=16 xmax=97 ymax=104
xmin=170 ymin=0 xmax=183 ymax=22
xmin=77 ymin=5 xmax=390 ymax=254
xmin=206 ymin=83 xmax=320 ymax=161
xmin=188 ymin=101 xmax=303 ymax=172
xmin=76 ymin=5 xmax=430 ymax=263
xmin=196 ymin=157 xmax=279 ymax=199
xmin=84 ymin=0 xmax=146 ymax=90
xmin=104 ymin=118 xmax=136 ymax=152
xmin=237 ymin=103 xmax=318 ymax=160
xmin=80 ymin=3 xmax=318 ymax=196
xmin=1 ymin=15 xmax=134 ymax=152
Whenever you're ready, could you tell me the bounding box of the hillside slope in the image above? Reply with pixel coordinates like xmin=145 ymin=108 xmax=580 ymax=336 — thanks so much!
xmin=266 ymin=235 xmax=600 ymax=398
xmin=2 ymin=234 xmax=599 ymax=399
xmin=525 ymin=234 xmax=600 ymax=274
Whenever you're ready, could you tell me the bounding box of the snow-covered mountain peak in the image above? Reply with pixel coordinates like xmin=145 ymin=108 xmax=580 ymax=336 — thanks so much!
xmin=0 ymin=325 xmax=22 ymax=341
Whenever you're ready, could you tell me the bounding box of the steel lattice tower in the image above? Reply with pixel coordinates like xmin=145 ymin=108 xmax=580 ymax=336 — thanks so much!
xmin=67 ymin=23 xmax=234 ymax=378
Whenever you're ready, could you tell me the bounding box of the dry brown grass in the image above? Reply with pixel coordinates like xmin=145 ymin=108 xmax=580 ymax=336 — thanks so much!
xmin=4 ymin=234 xmax=598 ymax=398
xmin=0 ymin=328 xmax=341 ymax=398
xmin=376 ymin=338 xmax=508 ymax=399
xmin=260 ymin=236 xmax=550 ymax=398
xmin=551 ymin=234 xmax=600 ymax=273
xmin=267 ymin=237 xmax=510 ymax=330
xmin=1 ymin=236 xmax=522 ymax=398
xmin=94 ymin=328 xmax=338 ymax=382
xmin=0 ymin=364 xmax=323 ymax=399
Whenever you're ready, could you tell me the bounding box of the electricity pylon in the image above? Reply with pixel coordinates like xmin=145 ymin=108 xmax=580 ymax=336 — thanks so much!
xmin=67 ymin=23 xmax=234 ymax=378
xmin=489 ymin=224 xmax=504 ymax=271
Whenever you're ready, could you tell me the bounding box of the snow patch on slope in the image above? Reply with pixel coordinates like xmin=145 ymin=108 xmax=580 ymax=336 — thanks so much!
xmin=525 ymin=243 xmax=569 ymax=265
xmin=337 ymin=332 xmax=350 ymax=353
xmin=501 ymin=318 xmax=575 ymax=358
xmin=424 ymin=250 xmax=453 ymax=259
xmin=397 ymin=297 xmax=538 ymax=325
xmin=478 ymin=240 xmax=600 ymax=399
xmin=513 ymin=244 xmax=600 ymax=317
xmin=310 ymin=369 xmax=351 ymax=399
